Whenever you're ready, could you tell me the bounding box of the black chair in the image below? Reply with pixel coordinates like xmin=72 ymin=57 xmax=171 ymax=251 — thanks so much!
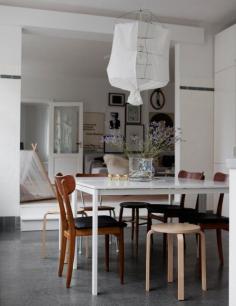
xmin=179 ymin=172 xmax=228 ymax=265
xmin=147 ymin=170 xmax=205 ymax=250
xmin=119 ymin=202 xmax=149 ymax=253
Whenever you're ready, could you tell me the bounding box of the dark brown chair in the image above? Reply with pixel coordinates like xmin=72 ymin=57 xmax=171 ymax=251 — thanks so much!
xmin=76 ymin=173 xmax=116 ymax=218
xmin=55 ymin=174 xmax=126 ymax=288
xmin=119 ymin=201 xmax=149 ymax=254
xmin=147 ymin=170 xmax=205 ymax=249
xmin=180 ymin=172 xmax=228 ymax=265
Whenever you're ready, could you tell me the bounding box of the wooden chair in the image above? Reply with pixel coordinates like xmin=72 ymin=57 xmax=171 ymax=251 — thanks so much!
xmin=55 ymin=174 xmax=126 ymax=288
xmin=75 ymin=173 xmax=116 ymax=218
xmin=146 ymin=223 xmax=207 ymax=300
xmin=147 ymin=170 xmax=204 ymax=249
xmin=180 ymin=172 xmax=228 ymax=265
xmin=41 ymin=173 xmax=86 ymax=258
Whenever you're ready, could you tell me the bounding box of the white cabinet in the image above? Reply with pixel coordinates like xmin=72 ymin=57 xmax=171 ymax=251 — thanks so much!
xmin=214 ymin=24 xmax=236 ymax=217
xmin=215 ymin=24 xmax=236 ymax=73
xmin=214 ymin=26 xmax=236 ymax=168
xmin=214 ymin=67 xmax=236 ymax=163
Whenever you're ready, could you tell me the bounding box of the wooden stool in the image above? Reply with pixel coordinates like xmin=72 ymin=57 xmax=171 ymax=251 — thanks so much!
xmin=146 ymin=223 xmax=207 ymax=301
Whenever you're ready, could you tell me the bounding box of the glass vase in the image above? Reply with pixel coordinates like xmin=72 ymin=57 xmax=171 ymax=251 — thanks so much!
xmin=128 ymin=156 xmax=153 ymax=181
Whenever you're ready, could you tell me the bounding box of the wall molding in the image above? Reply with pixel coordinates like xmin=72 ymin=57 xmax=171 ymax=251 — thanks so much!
xmin=0 ymin=74 xmax=21 ymax=79
xmin=180 ymin=86 xmax=214 ymax=91
xmin=0 ymin=217 xmax=20 ymax=231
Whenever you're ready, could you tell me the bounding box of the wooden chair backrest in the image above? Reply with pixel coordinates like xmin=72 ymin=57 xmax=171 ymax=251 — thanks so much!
xmin=55 ymin=174 xmax=76 ymax=233
xmin=178 ymin=170 xmax=205 ymax=209
xmin=214 ymin=172 xmax=228 ymax=216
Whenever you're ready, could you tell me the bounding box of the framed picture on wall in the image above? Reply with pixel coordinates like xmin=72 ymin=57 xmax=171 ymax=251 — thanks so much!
xmin=125 ymin=124 xmax=144 ymax=152
xmin=149 ymin=112 xmax=174 ymax=127
xmin=104 ymin=106 xmax=125 ymax=153
xmin=108 ymin=93 xmax=125 ymax=106
xmin=125 ymin=103 xmax=142 ymax=124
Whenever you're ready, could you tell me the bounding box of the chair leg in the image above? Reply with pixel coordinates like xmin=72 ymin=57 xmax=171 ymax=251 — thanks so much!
xmin=85 ymin=237 xmax=89 ymax=258
xmin=79 ymin=237 xmax=82 ymax=255
xmin=105 ymin=234 xmax=109 ymax=272
xmin=146 ymin=230 xmax=154 ymax=291
xmin=216 ymin=229 xmax=224 ymax=265
xmin=163 ymin=216 xmax=168 ymax=253
xmin=147 ymin=212 xmax=152 ymax=232
xmin=199 ymin=232 xmax=207 ymax=291
xmin=131 ymin=208 xmax=135 ymax=241
xmin=113 ymin=210 xmax=119 ymax=253
xmin=177 ymin=233 xmax=185 ymax=301
xmin=66 ymin=235 xmax=76 ymax=288
xmin=167 ymin=234 xmax=174 ymax=282
xmin=119 ymin=207 xmax=123 ymax=222
xmin=58 ymin=234 xmax=67 ymax=277
xmin=118 ymin=230 xmax=124 ymax=284
xmin=135 ymin=208 xmax=139 ymax=254
xmin=41 ymin=212 xmax=49 ymax=258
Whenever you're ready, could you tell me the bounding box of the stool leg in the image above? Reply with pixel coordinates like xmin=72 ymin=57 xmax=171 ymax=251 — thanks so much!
xmin=199 ymin=231 xmax=207 ymax=291
xmin=177 ymin=234 xmax=184 ymax=301
xmin=167 ymin=234 xmax=174 ymax=282
xmin=146 ymin=230 xmax=154 ymax=291
xmin=135 ymin=208 xmax=139 ymax=254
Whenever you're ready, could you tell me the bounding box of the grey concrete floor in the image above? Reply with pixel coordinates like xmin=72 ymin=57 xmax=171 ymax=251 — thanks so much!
xmin=0 ymin=228 xmax=228 ymax=306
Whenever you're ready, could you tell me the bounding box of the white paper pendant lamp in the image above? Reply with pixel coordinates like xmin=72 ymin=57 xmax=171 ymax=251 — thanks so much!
xmin=107 ymin=19 xmax=170 ymax=105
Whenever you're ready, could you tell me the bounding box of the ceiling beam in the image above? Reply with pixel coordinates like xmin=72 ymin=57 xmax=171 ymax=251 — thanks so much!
xmin=0 ymin=5 xmax=204 ymax=44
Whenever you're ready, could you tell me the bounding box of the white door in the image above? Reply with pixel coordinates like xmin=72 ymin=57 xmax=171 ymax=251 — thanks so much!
xmin=48 ymin=102 xmax=83 ymax=181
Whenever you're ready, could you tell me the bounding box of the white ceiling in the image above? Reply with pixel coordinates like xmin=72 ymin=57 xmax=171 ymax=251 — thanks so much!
xmin=1 ymin=0 xmax=236 ymax=27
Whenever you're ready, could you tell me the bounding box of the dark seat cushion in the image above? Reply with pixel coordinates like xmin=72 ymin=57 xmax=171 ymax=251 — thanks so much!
xmin=148 ymin=204 xmax=182 ymax=214
xmin=120 ymin=202 xmax=149 ymax=209
xmin=148 ymin=204 xmax=198 ymax=219
xmin=190 ymin=212 xmax=229 ymax=224
xmin=74 ymin=215 xmax=127 ymax=230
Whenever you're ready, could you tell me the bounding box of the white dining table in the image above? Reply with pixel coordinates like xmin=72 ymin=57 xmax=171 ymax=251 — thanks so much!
xmin=72 ymin=176 xmax=229 ymax=295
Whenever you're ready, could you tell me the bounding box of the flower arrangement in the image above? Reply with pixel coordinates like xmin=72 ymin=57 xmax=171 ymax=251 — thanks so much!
xmin=103 ymin=121 xmax=180 ymax=158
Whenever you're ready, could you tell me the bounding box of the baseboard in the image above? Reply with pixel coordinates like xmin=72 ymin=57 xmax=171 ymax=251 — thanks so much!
xmin=0 ymin=217 xmax=21 ymax=232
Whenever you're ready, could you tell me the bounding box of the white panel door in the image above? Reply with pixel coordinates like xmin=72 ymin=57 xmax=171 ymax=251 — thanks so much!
xmin=214 ymin=66 xmax=236 ymax=164
xmin=49 ymin=102 xmax=83 ymax=180
xmin=180 ymin=90 xmax=214 ymax=177
xmin=179 ymin=89 xmax=214 ymax=209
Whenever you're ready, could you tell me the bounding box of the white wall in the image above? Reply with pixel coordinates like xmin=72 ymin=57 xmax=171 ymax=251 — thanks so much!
xmin=0 ymin=26 xmax=22 ymax=217
xmin=21 ymin=75 xmax=125 ymax=113
xmin=21 ymin=103 xmax=49 ymax=162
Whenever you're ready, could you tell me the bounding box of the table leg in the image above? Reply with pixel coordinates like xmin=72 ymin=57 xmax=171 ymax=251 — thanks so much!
xmin=72 ymin=189 xmax=78 ymax=270
xmin=92 ymin=189 xmax=99 ymax=295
